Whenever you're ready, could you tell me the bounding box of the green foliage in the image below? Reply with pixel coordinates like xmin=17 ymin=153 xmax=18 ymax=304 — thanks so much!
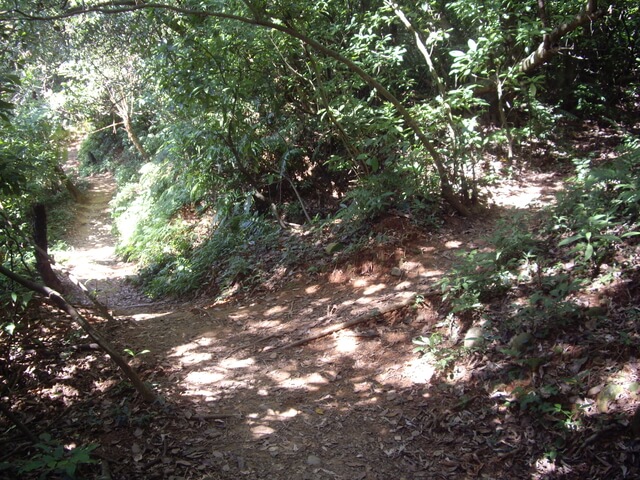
xmin=14 ymin=434 xmax=98 ymax=479
xmin=552 ymin=147 xmax=640 ymax=271
xmin=509 ymin=386 xmax=583 ymax=431
xmin=412 ymin=332 xmax=444 ymax=354
xmin=437 ymin=215 xmax=540 ymax=313
xmin=78 ymin=128 xmax=133 ymax=175
xmin=412 ymin=332 xmax=460 ymax=371
xmin=3 ymin=0 xmax=638 ymax=302
xmin=112 ymin=154 xmax=285 ymax=297
xmin=0 ymin=71 xmax=72 ymax=307
xmin=123 ymin=348 xmax=150 ymax=357
xmin=339 ymin=169 xmax=433 ymax=222
xmin=438 ymin=146 xmax=640 ymax=351
xmin=112 ymin=160 xmax=193 ymax=266
xmin=515 ymin=274 xmax=583 ymax=330
xmin=544 ymin=0 xmax=640 ymax=117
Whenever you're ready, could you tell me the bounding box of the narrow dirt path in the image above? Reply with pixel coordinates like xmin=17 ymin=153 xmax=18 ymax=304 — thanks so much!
xmin=60 ymin=170 xmax=151 ymax=311
xmin=59 ymin=169 xmax=575 ymax=479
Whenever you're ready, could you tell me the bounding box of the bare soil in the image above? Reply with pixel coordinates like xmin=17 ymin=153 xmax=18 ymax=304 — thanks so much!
xmin=4 ymin=166 xmax=639 ymax=480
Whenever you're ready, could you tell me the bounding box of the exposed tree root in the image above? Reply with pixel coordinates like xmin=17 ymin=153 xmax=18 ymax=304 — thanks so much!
xmin=225 ymin=334 xmax=279 ymax=358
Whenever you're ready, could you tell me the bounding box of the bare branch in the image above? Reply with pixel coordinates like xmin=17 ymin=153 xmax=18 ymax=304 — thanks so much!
xmin=519 ymin=1 xmax=608 ymax=74
xmin=0 ymin=264 xmax=157 ymax=403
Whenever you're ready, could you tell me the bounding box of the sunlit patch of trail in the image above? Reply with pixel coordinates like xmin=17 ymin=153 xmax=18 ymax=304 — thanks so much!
xmin=58 ymin=157 xmax=148 ymax=309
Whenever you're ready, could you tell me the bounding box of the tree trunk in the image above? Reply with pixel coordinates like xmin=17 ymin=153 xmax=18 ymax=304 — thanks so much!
xmin=519 ymin=1 xmax=607 ymax=74
xmin=121 ymin=113 xmax=150 ymax=162
xmin=33 ymin=203 xmax=64 ymax=293
xmin=54 ymin=165 xmax=85 ymax=203
xmin=0 ymin=265 xmax=158 ymax=403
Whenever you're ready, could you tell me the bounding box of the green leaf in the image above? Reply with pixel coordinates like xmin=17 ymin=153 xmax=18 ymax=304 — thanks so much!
xmin=449 ymin=50 xmax=465 ymax=57
xmin=467 ymin=39 xmax=477 ymax=51
xmin=558 ymin=234 xmax=583 ymax=246
xmin=584 ymin=243 xmax=594 ymax=261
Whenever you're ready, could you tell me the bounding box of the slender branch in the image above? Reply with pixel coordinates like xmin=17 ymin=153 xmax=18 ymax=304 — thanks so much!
xmin=387 ymin=1 xmax=459 ymax=159
xmin=0 ymin=265 xmax=157 ymax=403
xmin=0 ymin=400 xmax=38 ymax=443
xmin=519 ymin=0 xmax=608 ymax=73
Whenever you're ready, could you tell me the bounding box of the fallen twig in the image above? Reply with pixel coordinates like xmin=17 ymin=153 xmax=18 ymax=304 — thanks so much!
xmin=274 ymin=292 xmax=416 ymax=351
xmin=64 ymin=271 xmax=115 ymax=323
xmin=195 ymin=413 xmax=243 ymax=420
xmin=0 ymin=400 xmax=38 ymax=443
xmin=225 ymin=334 xmax=279 ymax=357
xmin=225 ymin=305 xmax=342 ymax=357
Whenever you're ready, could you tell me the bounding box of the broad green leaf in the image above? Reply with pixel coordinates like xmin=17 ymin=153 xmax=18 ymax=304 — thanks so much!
xmin=558 ymin=234 xmax=583 ymax=246
xmin=584 ymin=243 xmax=594 ymax=261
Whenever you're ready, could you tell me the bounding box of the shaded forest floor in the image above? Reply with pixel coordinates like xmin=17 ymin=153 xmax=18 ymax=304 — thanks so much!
xmin=3 ymin=137 xmax=640 ymax=479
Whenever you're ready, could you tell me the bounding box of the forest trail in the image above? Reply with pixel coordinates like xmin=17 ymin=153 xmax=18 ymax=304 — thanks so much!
xmin=57 ymin=168 xmax=572 ymax=479
xmin=60 ymin=156 xmax=151 ymax=311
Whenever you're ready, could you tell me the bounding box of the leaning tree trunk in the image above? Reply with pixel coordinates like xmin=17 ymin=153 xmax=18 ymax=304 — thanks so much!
xmin=0 ymin=265 xmax=157 ymax=403
xmin=53 ymin=165 xmax=85 ymax=203
xmin=33 ymin=203 xmax=64 ymax=293
xmin=122 ymin=114 xmax=150 ymax=162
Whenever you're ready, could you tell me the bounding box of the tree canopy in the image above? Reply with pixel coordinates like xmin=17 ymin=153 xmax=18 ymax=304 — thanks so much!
xmin=0 ymin=0 xmax=637 ymax=293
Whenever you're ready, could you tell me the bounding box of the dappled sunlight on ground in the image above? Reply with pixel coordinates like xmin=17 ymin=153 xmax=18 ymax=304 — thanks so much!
xmin=56 ymin=169 xmax=152 ymax=309
xmin=489 ymin=171 xmax=563 ymax=209
xmin=31 ymin=165 xmax=638 ymax=479
xmin=128 ymin=310 xmax=174 ymax=322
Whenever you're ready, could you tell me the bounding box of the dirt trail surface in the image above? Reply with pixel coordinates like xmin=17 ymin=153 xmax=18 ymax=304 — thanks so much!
xmin=61 ymin=170 xmax=151 ymax=310
xmin=56 ymin=170 xmax=619 ymax=480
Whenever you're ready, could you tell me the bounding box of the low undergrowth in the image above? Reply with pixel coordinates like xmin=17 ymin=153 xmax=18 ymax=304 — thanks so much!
xmin=431 ymin=141 xmax=640 ymax=447
xmin=103 ymin=133 xmax=441 ymax=299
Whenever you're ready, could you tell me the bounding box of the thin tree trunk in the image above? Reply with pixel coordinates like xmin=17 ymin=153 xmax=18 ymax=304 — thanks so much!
xmin=54 ymin=165 xmax=85 ymax=203
xmin=32 ymin=203 xmax=64 ymax=293
xmin=0 ymin=265 xmax=157 ymax=403
xmin=519 ymin=0 xmax=606 ymax=74
xmin=121 ymin=111 xmax=150 ymax=162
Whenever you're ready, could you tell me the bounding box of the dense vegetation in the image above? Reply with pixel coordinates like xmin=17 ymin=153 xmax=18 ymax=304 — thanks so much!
xmin=1 ymin=0 xmax=637 ymax=298
xmin=0 ymin=0 xmax=639 ymax=478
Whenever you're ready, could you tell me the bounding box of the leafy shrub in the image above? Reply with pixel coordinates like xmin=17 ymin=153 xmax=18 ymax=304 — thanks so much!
xmin=438 ymin=146 xmax=640 ymax=333
xmin=2 ymin=434 xmax=98 ymax=479
xmin=437 ymin=215 xmax=540 ymax=313
xmin=552 ymin=147 xmax=640 ymax=271
xmin=336 ymin=161 xmax=440 ymax=228
xmin=78 ymin=128 xmax=140 ymax=178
